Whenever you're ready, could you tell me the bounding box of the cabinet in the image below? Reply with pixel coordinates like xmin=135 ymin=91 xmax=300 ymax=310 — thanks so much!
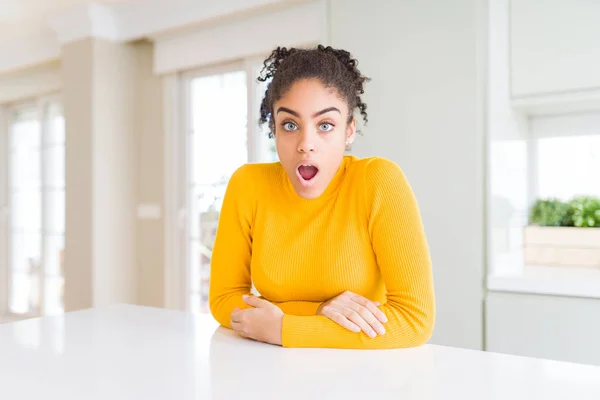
xmin=486 ymin=291 xmax=600 ymax=366
xmin=510 ymin=0 xmax=600 ymax=99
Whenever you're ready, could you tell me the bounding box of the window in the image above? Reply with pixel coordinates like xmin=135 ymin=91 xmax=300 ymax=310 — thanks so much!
xmin=180 ymin=61 xmax=276 ymax=313
xmin=487 ymin=111 xmax=600 ymax=276
xmin=1 ymin=99 xmax=65 ymax=319
xmin=536 ymin=136 xmax=600 ymax=201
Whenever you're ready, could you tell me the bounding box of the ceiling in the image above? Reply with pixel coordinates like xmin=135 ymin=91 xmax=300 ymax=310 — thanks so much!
xmin=0 ymin=0 xmax=139 ymax=44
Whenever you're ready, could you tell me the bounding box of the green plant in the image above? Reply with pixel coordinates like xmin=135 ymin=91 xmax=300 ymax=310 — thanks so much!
xmin=568 ymin=196 xmax=600 ymax=228
xmin=528 ymin=196 xmax=600 ymax=228
xmin=529 ymin=198 xmax=571 ymax=227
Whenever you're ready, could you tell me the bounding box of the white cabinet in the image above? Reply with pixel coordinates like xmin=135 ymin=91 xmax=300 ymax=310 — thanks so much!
xmin=510 ymin=0 xmax=600 ymax=98
xmin=486 ymin=291 xmax=600 ymax=366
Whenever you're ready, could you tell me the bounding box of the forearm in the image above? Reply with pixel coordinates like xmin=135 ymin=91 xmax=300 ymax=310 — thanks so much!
xmin=281 ymin=298 xmax=434 ymax=349
xmin=210 ymin=290 xmax=252 ymax=328
xmin=265 ymin=299 xmax=322 ymax=316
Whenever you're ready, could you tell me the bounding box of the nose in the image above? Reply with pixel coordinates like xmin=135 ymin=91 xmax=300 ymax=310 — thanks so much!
xmin=297 ymin=129 xmax=316 ymax=153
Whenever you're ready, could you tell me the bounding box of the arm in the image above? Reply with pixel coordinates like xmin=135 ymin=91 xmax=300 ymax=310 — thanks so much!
xmin=281 ymin=158 xmax=435 ymax=349
xmin=262 ymin=299 xmax=322 ymax=316
xmin=209 ymin=166 xmax=254 ymax=328
xmin=209 ymin=166 xmax=323 ymax=325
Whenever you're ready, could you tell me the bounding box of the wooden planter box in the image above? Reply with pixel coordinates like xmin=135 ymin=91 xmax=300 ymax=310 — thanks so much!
xmin=524 ymin=226 xmax=600 ymax=268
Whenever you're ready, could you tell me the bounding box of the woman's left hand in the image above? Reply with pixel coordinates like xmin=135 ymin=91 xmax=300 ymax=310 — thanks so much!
xmin=230 ymin=295 xmax=284 ymax=345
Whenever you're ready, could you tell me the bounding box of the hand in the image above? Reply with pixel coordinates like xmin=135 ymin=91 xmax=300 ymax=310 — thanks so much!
xmin=317 ymin=291 xmax=388 ymax=338
xmin=230 ymin=295 xmax=284 ymax=345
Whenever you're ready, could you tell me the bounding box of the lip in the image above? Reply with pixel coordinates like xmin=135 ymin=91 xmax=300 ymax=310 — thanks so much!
xmin=295 ymin=161 xmax=320 ymax=187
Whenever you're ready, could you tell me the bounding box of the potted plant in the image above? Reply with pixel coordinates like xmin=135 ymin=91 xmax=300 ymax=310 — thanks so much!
xmin=524 ymin=196 xmax=600 ymax=267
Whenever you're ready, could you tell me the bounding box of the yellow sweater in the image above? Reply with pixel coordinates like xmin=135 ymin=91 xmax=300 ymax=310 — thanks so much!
xmin=209 ymin=155 xmax=435 ymax=349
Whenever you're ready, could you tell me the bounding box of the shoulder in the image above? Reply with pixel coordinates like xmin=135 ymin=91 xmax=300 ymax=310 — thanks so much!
xmin=227 ymin=162 xmax=283 ymax=193
xmin=346 ymin=156 xmax=416 ymax=213
xmin=346 ymin=156 xmax=408 ymax=189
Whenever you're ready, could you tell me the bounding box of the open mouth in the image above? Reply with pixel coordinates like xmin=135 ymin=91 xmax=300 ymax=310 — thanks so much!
xmin=297 ymin=163 xmax=319 ymax=185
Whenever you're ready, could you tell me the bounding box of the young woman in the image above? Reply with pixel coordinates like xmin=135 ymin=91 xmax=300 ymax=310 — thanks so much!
xmin=209 ymin=45 xmax=435 ymax=349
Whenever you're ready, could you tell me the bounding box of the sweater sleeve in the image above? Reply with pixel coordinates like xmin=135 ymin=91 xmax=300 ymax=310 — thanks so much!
xmin=209 ymin=165 xmax=255 ymax=327
xmin=281 ymin=157 xmax=436 ymax=349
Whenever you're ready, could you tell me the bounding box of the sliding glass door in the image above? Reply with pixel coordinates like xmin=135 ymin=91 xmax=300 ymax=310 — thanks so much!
xmin=2 ymin=99 xmax=65 ymax=318
xmin=181 ymin=61 xmax=276 ymax=313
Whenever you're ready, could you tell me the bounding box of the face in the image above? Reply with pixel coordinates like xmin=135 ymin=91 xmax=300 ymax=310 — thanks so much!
xmin=273 ymin=79 xmax=356 ymax=199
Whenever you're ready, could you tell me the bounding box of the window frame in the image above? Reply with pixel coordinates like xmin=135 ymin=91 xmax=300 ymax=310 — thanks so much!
xmin=0 ymin=93 xmax=63 ymax=321
xmin=164 ymin=57 xmax=272 ymax=312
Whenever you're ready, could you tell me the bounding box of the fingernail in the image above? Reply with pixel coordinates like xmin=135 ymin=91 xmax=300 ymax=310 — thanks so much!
xmin=383 ymin=316 xmax=388 ymax=323
xmin=374 ymin=302 xmax=381 ymax=306
xmin=369 ymin=330 xmax=376 ymax=338
xmin=242 ymin=295 xmax=249 ymax=300
xmin=353 ymin=326 xmax=361 ymax=333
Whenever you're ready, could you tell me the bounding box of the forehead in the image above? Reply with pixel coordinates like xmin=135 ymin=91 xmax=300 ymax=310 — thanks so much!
xmin=275 ymin=79 xmax=348 ymax=113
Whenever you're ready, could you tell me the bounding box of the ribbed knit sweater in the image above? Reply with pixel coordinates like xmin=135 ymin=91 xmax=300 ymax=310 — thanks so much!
xmin=209 ymin=155 xmax=435 ymax=349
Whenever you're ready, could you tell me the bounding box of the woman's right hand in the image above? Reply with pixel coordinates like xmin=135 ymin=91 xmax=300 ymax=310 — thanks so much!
xmin=316 ymin=291 xmax=388 ymax=338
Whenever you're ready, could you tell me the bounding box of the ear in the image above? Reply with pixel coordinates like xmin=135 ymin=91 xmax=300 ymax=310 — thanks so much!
xmin=345 ymin=117 xmax=357 ymax=149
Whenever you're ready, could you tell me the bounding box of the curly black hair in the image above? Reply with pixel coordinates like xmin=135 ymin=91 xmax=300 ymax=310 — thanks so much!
xmin=258 ymin=45 xmax=370 ymax=138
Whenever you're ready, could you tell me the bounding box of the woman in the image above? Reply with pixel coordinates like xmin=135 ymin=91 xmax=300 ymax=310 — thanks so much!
xmin=209 ymin=45 xmax=435 ymax=349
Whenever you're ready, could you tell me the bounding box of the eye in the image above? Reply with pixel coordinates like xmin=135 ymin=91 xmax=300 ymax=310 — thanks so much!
xmin=319 ymin=122 xmax=334 ymax=132
xmin=282 ymin=122 xmax=298 ymax=131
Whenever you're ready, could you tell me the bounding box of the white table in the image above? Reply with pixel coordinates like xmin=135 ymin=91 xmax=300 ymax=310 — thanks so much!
xmin=1 ymin=304 xmax=600 ymax=399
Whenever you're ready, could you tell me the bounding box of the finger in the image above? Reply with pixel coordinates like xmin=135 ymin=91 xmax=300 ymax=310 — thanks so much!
xmin=231 ymin=320 xmax=244 ymax=333
xmin=242 ymin=294 xmax=273 ymax=309
xmin=231 ymin=319 xmax=254 ymax=338
xmin=231 ymin=308 xmax=242 ymax=323
xmin=350 ymin=294 xmax=388 ymax=324
xmin=342 ymin=307 xmax=378 ymax=338
xmin=322 ymin=307 xmax=360 ymax=333
xmin=348 ymin=302 xmax=386 ymax=335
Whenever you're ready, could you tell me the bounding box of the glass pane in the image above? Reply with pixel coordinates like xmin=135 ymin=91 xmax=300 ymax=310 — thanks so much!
xmin=11 ymin=190 xmax=42 ymax=231
xmin=190 ymin=70 xmax=248 ymax=185
xmin=537 ymin=135 xmax=600 ymax=200
xmin=256 ymin=75 xmax=278 ymax=162
xmin=44 ymin=234 xmax=65 ymax=276
xmin=10 ymin=273 xmax=40 ymax=314
xmin=10 ymin=232 xmax=42 ymax=273
xmin=44 ymin=276 xmax=65 ymax=316
xmin=188 ymin=70 xmax=248 ymax=313
xmin=488 ymin=139 xmax=528 ymax=275
xmin=43 ymin=146 xmax=65 ymax=188
xmin=10 ymin=109 xmax=40 ymax=149
xmin=10 ymin=148 xmax=41 ymax=189
xmin=44 ymin=102 xmax=65 ymax=145
xmin=45 ymin=190 xmax=65 ymax=234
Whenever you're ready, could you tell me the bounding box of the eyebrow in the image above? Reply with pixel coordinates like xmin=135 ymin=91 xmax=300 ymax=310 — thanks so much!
xmin=276 ymin=106 xmax=341 ymax=118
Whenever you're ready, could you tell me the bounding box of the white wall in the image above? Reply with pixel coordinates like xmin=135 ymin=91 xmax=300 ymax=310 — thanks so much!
xmin=135 ymin=41 xmax=165 ymax=308
xmin=510 ymin=0 xmax=600 ymax=97
xmin=0 ymin=108 xmax=7 ymax=316
xmin=330 ymin=0 xmax=486 ymax=350
xmin=486 ymin=292 xmax=600 ymax=366
xmin=92 ymin=39 xmax=138 ymax=307
xmin=63 ymin=38 xmax=139 ymax=310
xmin=153 ymin=0 xmax=327 ymax=75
